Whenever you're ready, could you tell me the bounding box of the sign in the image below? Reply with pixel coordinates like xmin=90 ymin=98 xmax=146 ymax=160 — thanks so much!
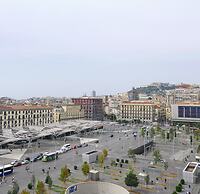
xmin=68 ymin=185 xmax=77 ymax=194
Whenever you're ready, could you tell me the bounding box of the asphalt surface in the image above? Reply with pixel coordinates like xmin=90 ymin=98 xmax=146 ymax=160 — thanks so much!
xmin=0 ymin=122 xmax=197 ymax=194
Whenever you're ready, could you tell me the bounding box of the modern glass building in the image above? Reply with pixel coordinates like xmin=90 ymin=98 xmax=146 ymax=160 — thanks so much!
xmin=171 ymin=103 xmax=200 ymax=123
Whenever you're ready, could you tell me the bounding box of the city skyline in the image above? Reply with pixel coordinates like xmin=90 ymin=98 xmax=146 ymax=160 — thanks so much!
xmin=0 ymin=0 xmax=200 ymax=99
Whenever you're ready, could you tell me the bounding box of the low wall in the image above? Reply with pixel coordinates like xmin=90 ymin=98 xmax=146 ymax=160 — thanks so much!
xmin=65 ymin=181 xmax=129 ymax=194
xmin=133 ymin=141 xmax=154 ymax=155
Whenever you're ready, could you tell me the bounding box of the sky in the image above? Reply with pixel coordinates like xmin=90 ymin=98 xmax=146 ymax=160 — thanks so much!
xmin=0 ymin=0 xmax=200 ymax=99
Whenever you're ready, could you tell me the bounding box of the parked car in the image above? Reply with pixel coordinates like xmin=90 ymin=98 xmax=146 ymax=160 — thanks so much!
xmin=11 ymin=160 xmax=18 ymax=166
xmin=82 ymin=143 xmax=88 ymax=147
xmin=21 ymin=160 xmax=29 ymax=165
xmin=61 ymin=144 xmax=71 ymax=151
xmin=14 ymin=161 xmax=22 ymax=167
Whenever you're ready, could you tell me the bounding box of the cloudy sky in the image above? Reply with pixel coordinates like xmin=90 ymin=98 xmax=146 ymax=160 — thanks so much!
xmin=0 ymin=0 xmax=200 ymax=99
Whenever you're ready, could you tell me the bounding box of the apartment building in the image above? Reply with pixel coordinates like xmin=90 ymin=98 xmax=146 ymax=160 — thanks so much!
xmin=0 ymin=105 xmax=53 ymax=129
xmin=120 ymin=101 xmax=159 ymax=123
xmin=61 ymin=104 xmax=85 ymax=120
xmin=72 ymin=97 xmax=103 ymax=121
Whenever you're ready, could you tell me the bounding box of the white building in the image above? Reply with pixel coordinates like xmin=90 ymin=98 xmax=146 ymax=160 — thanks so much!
xmin=183 ymin=162 xmax=200 ymax=183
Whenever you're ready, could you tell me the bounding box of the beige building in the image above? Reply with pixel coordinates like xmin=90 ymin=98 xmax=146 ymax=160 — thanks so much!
xmin=120 ymin=101 xmax=159 ymax=123
xmin=0 ymin=105 xmax=53 ymax=129
xmin=54 ymin=104 xmax=85 ymax=122
xmin=61 ymin=104 xmax=85 ymax=120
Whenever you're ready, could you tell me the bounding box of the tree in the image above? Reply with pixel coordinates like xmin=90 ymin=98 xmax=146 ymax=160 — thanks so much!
xmin=172 ymin=192 xmax=177 ymax=194
xmin=161 ymin=130 xmax=165 ymax=140
xmin=140 ymin=128 xmax=145 ymax=138
xmin=27 ymin=183 xmax=33 ymax=190
xmin=98 ymin=153 xmax=105 ymax=168
xmin=35 ymin=181 xmax=47 ymax=194
xmin=144 ymin=175 xmax=150 ymax=185
xmin=20 ymin=190 xmax=30 ymax=194
xmin=103 ymin=149 xmax=108 ymax=158
xmin=12 ymin=182 xmax=20 ymax=194
xmin=164 ymin=162 xmax=168 ymax=171
xmin=153 ymin=150 xmax=162 ymax=164
xmin=125 ymin=171 xmax=139 ymax=190
xmin=45 ymin=175 xmax=53 ymax=188
xmin=128 ymin=149 xmax=136 ymax=162
xmin=59 ymin=165 xmax=71 ymax=184
xmin=81 ymin=162 xmax=90 ymax=177
xmin=150 ymin=128 xmax=155 ymax=138
xmin=176 ymin=184 xmax=182 ymax=192
xmin=180 ymin=179 xmax=185 ymax=185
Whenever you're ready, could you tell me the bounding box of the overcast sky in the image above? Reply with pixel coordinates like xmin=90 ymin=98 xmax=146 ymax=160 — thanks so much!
xmin=0 ymin=0 xmax=200 ymax=99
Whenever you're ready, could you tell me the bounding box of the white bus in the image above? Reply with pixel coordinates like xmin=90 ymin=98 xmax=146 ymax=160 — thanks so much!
xmin=0 ymin=164 xmax=14 ymax=177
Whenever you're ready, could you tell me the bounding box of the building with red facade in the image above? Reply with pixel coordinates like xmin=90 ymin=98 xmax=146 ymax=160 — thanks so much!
xmin=72 ymin=97 xmax=103 ymax=121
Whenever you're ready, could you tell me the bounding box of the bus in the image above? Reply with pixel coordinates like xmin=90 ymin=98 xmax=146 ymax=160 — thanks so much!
xmin=0 ymin=164 xmax=14 ymax=177
xmin=42 ymin=152 xmax=58 ymax=162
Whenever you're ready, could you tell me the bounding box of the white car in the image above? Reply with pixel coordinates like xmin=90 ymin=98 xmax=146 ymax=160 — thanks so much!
xmin=61 ymin=144 xmax=71 ymax=151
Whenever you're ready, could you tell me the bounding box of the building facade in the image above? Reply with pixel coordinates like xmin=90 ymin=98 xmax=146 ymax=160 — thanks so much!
xmin=120 ymin=101 xmax=159 ymax=123
xmin=127 ymin=87 xmax=139 ymax=101
xmin=171 ymin=103 xmax=200 ymax=123
xmin=72 ymin=97 xmax=103 ymax=120
xmin=0 ymin=105 xmax=53 ymax=130
xmin=61 ymin=104 xmax=85 ymax=120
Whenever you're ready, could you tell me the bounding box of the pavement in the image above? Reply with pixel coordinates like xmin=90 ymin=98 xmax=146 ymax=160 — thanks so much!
xmin=0 ymin=122 xmax=198 ymax=194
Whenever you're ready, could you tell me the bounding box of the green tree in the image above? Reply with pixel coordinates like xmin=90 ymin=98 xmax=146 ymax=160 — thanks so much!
xmin=81 ymin=162 xmax=90 ymax=177
xmin=12 ymin=182 xmax=20 ymax=194
xmin=164 ymin=162 xmax=168 ymax=171
xmin=27 ymin=183 xmax=33 ymax=190
xmin=103 ymin=149 xmax=108 ymax=158
xmin=176 ymin=184 xmax=182 ymax=192
xmin=125 ymin=171 xmax=139 ymax=190
xmin=161 ymin=130 xmax=165 ymax=140
xmin=140 ymin=128 xmax=145 ymax=138
xmin=144 ymin=175 xmax=150 ymax=185
xmin=150 ymin=128 xmax=155 ymax=138
xmin=128 ymin=149 xmax=136 ymax=162
xmin=180 ymin=179 xmax=185 ymax=185
xmin=45 ymin=175 xmax=53 ymax=188
xmin=35 ymin=181 xmax=47 ymax=194
xmin=98 ymin=153 xmax=105 ymax=168
xmin=153 ymin=150 xmax=162 ymax=164
xmin=20 ymin=190 xmax=30 ymax=194
xmin=59 ymin=165 xmax=71 ymax=184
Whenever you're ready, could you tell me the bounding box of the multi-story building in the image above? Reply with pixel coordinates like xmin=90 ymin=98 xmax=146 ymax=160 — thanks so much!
xmin=61 ymin=104 xmax=85 ymax=120
xmin=120 ymin=101 xmax=160 ymax=123
xmin=127 ymin=87 xmax=139 ymax=101
xmin=0 ymin=105 xmax=53 ymax=130
xmin=171 ymin=102 xmax=200 ymax=123
xmin=72 ymin=97 xmax=103 ymax=121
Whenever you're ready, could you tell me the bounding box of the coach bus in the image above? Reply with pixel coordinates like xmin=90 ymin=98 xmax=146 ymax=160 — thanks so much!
xmin=0 ymin=164 xmax=14 ymax=177
xmin=42 ymin=152 xmax=58 ymax=162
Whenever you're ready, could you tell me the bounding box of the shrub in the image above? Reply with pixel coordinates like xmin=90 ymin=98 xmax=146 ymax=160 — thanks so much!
xmin=125 ymin=160 xmax=129 ymax=164
xmin=176 ymin=185 xmax=182 ymax=192
xmin=120 ymin=163 xmax=123 ymax=168
xmin=172 ymin=192 xmax=177 ymax=194
xmin=28 ymin=183 xmax=33 ymax=190
xmin=180 ymin=179 xmax=185 ymax=185
xmin=111 ymin=160 xmax=116 ymax=167
xmin=121 ymin=159 xmax=124 ymax=163
xmin=116 ymin=158 xmax=120 ymax=163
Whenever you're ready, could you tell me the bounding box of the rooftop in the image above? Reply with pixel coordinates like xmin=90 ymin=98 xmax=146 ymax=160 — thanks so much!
xmin=0 ymin=105 xmax=52 ymax=111
xmin=122 ymin=101 xmax=156 ymax=105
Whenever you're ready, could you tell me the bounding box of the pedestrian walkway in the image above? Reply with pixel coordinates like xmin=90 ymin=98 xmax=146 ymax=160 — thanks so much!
xmin=0 ymin=149 xmax=27 ymax=160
